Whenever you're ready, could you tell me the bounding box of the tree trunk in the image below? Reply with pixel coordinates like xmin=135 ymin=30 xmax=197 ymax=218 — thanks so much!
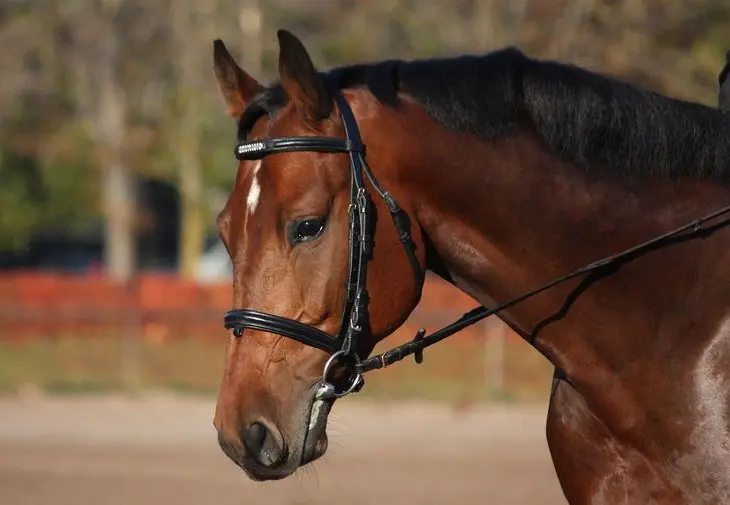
xmin=171 ymin=0 xmax=205 ymax=280
xmin=176 ymin=93 xmax=205 ymax=280
xmin=238 ymin=0 xmax=263 ymax=77
xmin=97 ymin=3 xmax=136 ymax=282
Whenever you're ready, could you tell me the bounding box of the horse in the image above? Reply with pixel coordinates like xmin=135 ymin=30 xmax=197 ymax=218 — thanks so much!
xmin=210 ymin=30 xmax=730 ymax=504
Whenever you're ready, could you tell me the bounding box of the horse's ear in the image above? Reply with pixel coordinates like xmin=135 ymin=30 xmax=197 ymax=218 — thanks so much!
xmin=276 ymin=29 xmax=332 ymax=122
xmin=213 ymin=39 xmax=263 ymax=118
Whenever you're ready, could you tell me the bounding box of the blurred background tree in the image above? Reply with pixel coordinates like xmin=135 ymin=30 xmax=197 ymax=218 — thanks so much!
xmin=0 ymin=0 xmax=727 ymax=276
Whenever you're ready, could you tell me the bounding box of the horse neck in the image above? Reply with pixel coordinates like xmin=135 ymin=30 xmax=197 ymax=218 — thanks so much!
xmin=397 ymin=116 xmax=730 ymax=380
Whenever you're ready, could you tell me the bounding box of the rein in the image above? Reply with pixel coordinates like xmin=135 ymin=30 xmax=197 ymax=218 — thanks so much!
xmin=357 ymin=202 xmax=730 ymax=374
xmin=224 ymin=88 xmax=730 ymax=399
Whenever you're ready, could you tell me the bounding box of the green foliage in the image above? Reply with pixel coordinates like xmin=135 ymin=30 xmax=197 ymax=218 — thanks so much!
xmin=0 ymin=0 xmax=729 ymax=255
xmin=0 ymin=153 xmax=43 ymax=249
xmin=0 ymin=146 xmax=97 ymax=250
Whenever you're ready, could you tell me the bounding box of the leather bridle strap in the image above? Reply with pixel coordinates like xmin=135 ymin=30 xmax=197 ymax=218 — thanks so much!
xmin=334 ymin=88 xmax=423 ymax=287
xmin=224 ymin=309 xmax=341 ymax=354
xmin=234 ymin=136 xmax=361 ymax=160
xmin=224 ymin=104 xmax=364 ymax=354
xmin=356 ymin=200 xmax=730 ymax=374
xmin=333 ymin=90 xmax=371 ymax=357
xmin=223 ymin=89 xmax=422 ymax=364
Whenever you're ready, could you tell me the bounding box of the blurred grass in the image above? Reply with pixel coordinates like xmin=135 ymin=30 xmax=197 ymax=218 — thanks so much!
xmin=0 ymin=331 xmax=554 ymax=404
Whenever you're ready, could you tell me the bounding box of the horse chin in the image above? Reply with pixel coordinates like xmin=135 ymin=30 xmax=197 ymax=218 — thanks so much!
xmin=300 ymin=390 xmax=333 ymax=466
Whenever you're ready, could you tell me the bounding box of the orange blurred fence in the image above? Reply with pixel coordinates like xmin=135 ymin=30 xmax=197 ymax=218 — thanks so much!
xmin=0 ymin=271 xmax=487 ymax=342
xmin=0 ymin=272 xmax=230 ymax=343
xmin=0 ymin=271 xmax=552 ymax=401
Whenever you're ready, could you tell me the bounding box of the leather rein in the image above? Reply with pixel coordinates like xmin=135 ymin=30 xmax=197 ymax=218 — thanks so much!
xmin=224 ymin=89 xmax=730 ymax=399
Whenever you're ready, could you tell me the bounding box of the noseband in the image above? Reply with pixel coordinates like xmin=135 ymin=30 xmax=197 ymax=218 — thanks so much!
xmin=224 ymin=89 xmax=730 ymax=401
xmin=224 ymin=90 xmax=423 ymax=398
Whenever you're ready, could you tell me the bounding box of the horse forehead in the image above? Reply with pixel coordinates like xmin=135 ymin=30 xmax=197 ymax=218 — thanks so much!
xmin=239 ymin=99 xmax=355 ymax=208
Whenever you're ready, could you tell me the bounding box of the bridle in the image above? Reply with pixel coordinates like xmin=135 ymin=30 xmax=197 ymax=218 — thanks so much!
xmin=224 ymin=89 xmax=423 ymax=399
xmin=224 ymin=88 xmax=730 ymax=401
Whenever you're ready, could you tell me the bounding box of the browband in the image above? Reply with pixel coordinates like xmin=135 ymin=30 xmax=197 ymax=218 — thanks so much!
xmin=236 ymin=136 xmax=364 ymax=161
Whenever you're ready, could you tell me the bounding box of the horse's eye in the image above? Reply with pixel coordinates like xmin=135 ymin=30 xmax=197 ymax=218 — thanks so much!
xmin=289 ymin=217 xmax=325 ymax=245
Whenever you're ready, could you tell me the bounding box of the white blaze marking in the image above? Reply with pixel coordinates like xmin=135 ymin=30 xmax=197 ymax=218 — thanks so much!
xmin=246 ymin=160 xmax=262 ymax=214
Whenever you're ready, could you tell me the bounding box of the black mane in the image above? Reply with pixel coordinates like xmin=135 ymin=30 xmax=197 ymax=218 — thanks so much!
xmin=240 ymin=47 xmax=730 ymax=182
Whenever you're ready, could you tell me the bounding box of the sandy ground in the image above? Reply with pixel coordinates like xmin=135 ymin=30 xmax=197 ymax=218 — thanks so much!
xmin=0 ymin=394 xmax=566 ymax=505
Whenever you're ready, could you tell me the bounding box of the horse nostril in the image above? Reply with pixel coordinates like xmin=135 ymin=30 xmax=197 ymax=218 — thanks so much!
xmin=242 ymin=422 xmax=266 ymax=451
xmin=241 ymin=421 xmax=286 ymax=468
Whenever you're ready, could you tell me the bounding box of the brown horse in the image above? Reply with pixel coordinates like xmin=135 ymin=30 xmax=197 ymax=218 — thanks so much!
xmin=211 ymin=30 xmax=730 ymax=504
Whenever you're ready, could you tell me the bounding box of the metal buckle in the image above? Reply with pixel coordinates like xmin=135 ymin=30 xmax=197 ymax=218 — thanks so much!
xmin=315 ymin=350 xmax=364 ymax=400
xmin=349 ymin=306 xmax=362 ymax=332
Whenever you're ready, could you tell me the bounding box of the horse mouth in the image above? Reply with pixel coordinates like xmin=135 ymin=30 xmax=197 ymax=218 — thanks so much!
xmin=300 ymin=385 xmax=334 ymax=466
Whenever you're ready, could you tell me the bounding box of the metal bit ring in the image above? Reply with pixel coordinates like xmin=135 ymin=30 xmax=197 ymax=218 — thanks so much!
xmin=319 ymin=350 xmax=363 ymax=399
